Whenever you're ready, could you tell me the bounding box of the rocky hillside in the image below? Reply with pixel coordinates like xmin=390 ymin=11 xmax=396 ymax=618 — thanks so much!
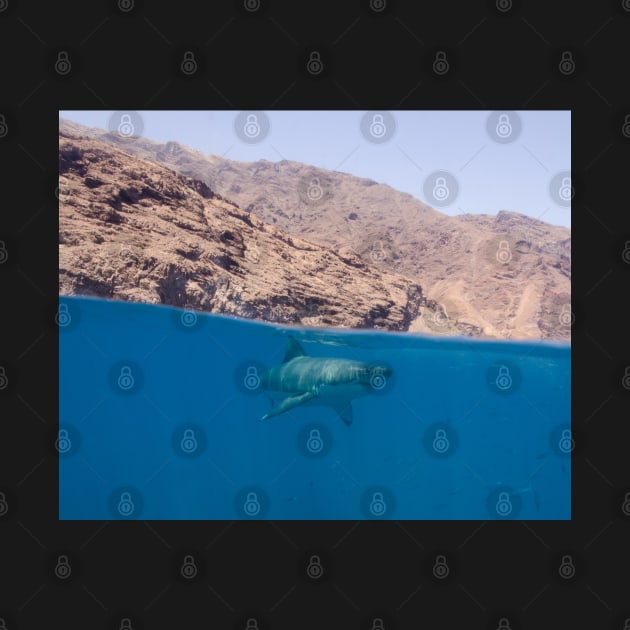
xmin=59 ymin=132 xmax=455 ymax=333
xmin=59 ymin=118 xmax=571 ymax=340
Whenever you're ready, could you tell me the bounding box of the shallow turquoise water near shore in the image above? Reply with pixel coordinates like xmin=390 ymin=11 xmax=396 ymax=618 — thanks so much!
xmin=58 ymin=296 xmax=571 ymax=520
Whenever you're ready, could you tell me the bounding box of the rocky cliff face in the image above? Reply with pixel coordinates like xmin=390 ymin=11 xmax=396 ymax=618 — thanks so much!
xmin=59 ymin=132 xmax=451 ymax=332
xmin=58 ymin=119 xmax=571 ymax=340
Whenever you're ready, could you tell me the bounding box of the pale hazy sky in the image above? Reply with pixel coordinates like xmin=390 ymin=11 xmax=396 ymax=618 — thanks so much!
xmin=60 ymin=110 xmax=571 ymax=228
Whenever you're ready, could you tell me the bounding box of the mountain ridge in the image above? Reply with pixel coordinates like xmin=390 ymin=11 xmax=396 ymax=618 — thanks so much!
xmin=58 ymin=118 xmax=571 ymax=340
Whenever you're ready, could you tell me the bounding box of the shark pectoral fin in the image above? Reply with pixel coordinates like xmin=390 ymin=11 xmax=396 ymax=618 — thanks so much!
xmin=333 ymin=402 xmax=353 ymax=426
xmin=260 ymin=391 xmax=316 ymax=421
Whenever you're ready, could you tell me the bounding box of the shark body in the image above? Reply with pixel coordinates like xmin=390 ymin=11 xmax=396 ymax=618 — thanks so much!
xmin=259 ymin=337 xmax=392 ymax=426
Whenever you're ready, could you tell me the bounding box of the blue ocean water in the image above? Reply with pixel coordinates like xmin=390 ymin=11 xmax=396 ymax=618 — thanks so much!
xmin=59 ymin=296 xmax=571 ymax=520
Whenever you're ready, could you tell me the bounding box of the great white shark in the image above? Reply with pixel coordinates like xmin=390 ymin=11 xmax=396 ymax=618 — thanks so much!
xmin=259 ymin=337 xmax=392 ymax=426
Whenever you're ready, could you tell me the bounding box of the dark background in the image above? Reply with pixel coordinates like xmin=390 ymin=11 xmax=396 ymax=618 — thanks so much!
xmin=1 ymin=0 xmax=629 ymax=628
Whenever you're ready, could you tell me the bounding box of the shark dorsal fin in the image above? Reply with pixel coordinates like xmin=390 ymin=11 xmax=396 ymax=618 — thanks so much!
xmin=283 ymin=337 xmax=306 ymax=363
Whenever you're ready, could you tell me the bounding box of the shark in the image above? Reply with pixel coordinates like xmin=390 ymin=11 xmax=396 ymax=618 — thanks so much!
xmin=259 ymin=337 xmax=392 ymax=426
